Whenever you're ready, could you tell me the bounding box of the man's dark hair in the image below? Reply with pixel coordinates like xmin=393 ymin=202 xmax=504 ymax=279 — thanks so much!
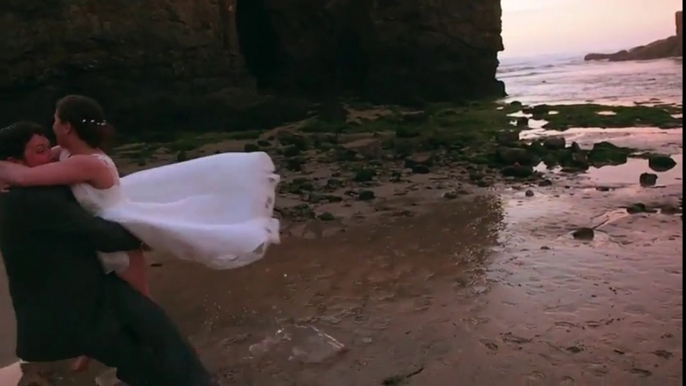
xmin=0 ymin=122 xmax=48 ymax=161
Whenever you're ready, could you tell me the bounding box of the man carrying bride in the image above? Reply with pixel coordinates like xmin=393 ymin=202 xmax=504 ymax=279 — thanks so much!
xmin=0 ymin=121 xmax=212 ymax=385
xmin=0 ymin=95 xmax=281 ymax=385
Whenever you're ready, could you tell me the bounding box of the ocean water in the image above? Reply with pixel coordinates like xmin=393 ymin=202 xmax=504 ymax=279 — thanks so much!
xmin=498 ymin=53 xmax=683 ymax=106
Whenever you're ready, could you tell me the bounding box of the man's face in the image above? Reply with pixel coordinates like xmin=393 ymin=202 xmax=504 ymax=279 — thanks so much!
xmin=16 ymin=135 xmax=52 ymax=167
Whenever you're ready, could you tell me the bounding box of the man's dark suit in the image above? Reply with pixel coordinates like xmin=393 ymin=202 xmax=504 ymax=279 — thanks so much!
xmin=0 ymin=186 xmax=211 ymax=386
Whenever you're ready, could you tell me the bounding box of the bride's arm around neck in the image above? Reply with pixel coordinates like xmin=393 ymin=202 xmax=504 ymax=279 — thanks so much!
xmin=0 ymin=155 xmax=108 ymax=187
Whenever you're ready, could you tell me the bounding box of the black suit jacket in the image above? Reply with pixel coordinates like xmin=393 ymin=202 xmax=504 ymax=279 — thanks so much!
xmin=0 ymin=185 xmax=141 ymax=361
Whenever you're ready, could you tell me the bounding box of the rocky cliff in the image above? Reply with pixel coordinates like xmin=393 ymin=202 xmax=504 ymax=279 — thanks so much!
xmin=585 ymin=10 xmax=682 ymax=62
xmin=0 ymin=0 xmax=504 ymax=134
xmin=677 ymin=10 xmax=683 ymax=37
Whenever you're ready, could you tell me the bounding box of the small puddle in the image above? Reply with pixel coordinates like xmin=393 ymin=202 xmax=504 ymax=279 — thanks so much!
xmin=507 ymin=111 xmax=550 ymax=130
xmin=535 ymin=154 xmax=682 ymax=187
xmin=586 ymin=154 xmax=682 ymax=186
xmin=521 ymin=126 xmax=682 ymax=141
xmin=520 ymin=127 xmax=683 ymax=156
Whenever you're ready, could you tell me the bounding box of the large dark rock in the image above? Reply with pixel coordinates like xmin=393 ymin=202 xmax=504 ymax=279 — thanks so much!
xmin=639 ymin=172 xmax=658 ymax=186
xmin=648 ymin=154 xmax=677 ymax=171
xmin=0 ymin=0 xmax=506 ymax=134
xmin=496 ymin=147 xmax=536 ymax=166
xmin=585 ymin=10 xmax=682 ymax=62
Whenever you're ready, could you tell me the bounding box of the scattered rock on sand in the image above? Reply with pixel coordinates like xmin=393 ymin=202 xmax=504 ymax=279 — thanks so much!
xmin=587 ymin=141 xmax=630 ymax=166
xmin=639 ymin=172 xmax=658 ymax=186
xmin=358 ymin=190 xmax=376 ymax=201
xmin=353 ymin=168 xmax=376 ymax=182
xmin=658 ymin=203 xmax=682 ymax=215
xmin=318 ymin=212 xmax=336 ymax=221
xmin=500 ymin=165 xmax=534 ymax=178
xmin=496 ymin=147 xmax=535 ymax=166
xmin=516 ymin=117 xmax=529 ymax=127
xmin=525 ymin=189 xmax=534 ymax=197
xmin=443 ymin=191 xmax=459 ymax=200
xmin=411 ymin=165 xmax=431 ymax=174
xmin=543 ymin=137 xmax=566 ymax=150
xmin=648 ymin=154 xmax=677 ymax=171
xmin=572 ymin=227 xmax=595 ymax=240
xmin=496 ymin=131 xmax=520 ymax=146
xmin=404 ymin=154 xmax=434 ymax=168
xmin=626 ymin=203 xmax=657 ymax=214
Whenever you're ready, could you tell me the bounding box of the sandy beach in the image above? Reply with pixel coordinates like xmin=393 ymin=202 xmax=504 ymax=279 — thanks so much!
xmin=0 ymin=57 xmax=682 ymax=385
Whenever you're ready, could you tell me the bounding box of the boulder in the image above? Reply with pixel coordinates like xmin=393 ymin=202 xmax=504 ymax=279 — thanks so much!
xmin=496 ymin=147 xmax=536 ymax=166
xmin=496 ymin=130 xmax=520 ymax=146
xmin=639 ymin=172 xmax=658 ymax=186
xmin=515 ymin=117 xmax=529 ymax=127
xmin=500 ymin=165 xmax=534 ymax=178
xmin=587 ymin=141 xmax=630 ymax=166
xmin=543 ymin=137 xmax=566 ymax=150
xmin=648 ymin=154 xmax=677 ymax=171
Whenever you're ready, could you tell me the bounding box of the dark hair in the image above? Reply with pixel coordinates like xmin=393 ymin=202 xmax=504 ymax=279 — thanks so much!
xmin=55 ymin=95 xmax=115 ymax=149
xmin=0 ymin=121 xmax=48 ymax=160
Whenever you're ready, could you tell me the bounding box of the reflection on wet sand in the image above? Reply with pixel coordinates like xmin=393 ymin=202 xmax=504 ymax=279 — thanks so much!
xmin=157 ymin=188 xmax=681 ymax=385
xmin=2 ymin=184 xmax=683 ymax=385
xmin=149 ymin=195 xmax=506 ymax=385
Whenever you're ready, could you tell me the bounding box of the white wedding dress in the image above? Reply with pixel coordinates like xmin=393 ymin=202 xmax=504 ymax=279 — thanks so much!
xmin=60 ymin=149 xmax=280 ymax=271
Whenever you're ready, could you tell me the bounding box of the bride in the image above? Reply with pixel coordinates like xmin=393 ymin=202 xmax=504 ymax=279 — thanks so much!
xmin=0 ymin=95 xmax=281 ymax=368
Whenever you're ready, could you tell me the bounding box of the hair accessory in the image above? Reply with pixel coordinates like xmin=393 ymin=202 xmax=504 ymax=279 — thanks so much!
xmin=81 ymin=119 xmax=107 ymax=126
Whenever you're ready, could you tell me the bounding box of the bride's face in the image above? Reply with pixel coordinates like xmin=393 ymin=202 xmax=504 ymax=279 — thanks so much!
xmin=52 ymin=111 xmax=72 ymax=145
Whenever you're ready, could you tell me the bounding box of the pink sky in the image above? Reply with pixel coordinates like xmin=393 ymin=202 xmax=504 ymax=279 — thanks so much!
xmin=501 ymin=0 xmax=682 ymax=57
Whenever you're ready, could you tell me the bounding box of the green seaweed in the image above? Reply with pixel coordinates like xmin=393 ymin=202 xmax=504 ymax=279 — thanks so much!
xmin=526 ymin=104 xmax=683 ymax=130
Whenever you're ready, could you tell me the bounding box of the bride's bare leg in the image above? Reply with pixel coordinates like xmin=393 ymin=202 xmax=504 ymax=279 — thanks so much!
xmin=118 ymin=249 xmax=151 ymax=297
xmin=73 ymin=250 xmax=151 ymax=372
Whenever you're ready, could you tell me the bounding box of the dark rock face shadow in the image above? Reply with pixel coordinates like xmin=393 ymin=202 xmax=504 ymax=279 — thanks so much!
xmin=236 ymin=0 xmax=282 ymax=89
xmin=0 ymin=0 xmax=505 ymax=133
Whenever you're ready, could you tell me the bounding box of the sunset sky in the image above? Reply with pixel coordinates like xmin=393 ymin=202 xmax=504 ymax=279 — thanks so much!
xmin=501 ymin=0 xmax=682 ymax=58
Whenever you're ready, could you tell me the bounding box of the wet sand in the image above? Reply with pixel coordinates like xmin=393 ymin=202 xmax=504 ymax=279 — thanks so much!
xmin=1 ymin=123 xmax=682 ymax=385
